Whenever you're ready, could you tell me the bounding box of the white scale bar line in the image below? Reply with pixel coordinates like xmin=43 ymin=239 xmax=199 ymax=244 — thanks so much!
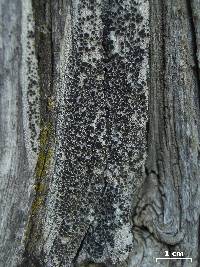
xmin=156 ymin=258 xmax=192 ymax=263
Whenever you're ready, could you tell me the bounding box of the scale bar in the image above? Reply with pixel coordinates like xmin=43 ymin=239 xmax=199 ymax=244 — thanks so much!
xmin=156 ymin=258 xmax=192 ymax=262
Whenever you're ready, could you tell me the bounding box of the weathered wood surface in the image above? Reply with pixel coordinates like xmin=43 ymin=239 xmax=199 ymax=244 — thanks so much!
xmin=131 ymin=0 xmax=200 ymax=266
xmin=0 ymin=0 xmax=200 ymax=267
xmin=0 ymin=0 xmax=40 ymax=266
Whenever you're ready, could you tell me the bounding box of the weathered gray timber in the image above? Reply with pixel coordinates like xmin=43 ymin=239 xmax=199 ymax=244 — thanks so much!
xmin=131 ymin=0 xmax=200 ymax=266
xmin=0 ymin=0 xmax=200 ymax=267
xmin=0 ymin=0 xmax=40 ymax=266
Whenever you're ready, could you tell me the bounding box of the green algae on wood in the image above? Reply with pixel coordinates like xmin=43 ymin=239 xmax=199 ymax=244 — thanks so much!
xmin=22 ymin=121 xmax=54 ymax=256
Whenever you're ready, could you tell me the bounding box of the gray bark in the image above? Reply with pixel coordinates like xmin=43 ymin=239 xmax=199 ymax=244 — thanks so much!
xmin=0 ymin=0 xmax=200 ymax=267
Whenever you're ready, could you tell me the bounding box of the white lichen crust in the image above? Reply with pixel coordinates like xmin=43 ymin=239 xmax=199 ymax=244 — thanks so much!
xmin=36 ymin=0 xmax=149 ymax=266
xmin=21 ymin=0 xmax=40 ymax=169
xmin=41 ymin=0 xmax=149 ymax=266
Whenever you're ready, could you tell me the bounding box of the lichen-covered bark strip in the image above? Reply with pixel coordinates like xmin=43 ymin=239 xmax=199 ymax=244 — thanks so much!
xmin=0 ymin=0 xmax=40 ymax=266
xmin=76 ymin=0 xmax=149 ymax=265
xmin=20 ymin=0 xmax=149 ymax=266
xmin=131 ymin=0 xmax=200 ymax=266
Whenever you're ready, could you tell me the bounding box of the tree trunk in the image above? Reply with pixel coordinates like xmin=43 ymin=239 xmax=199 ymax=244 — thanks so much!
xmin=0 ymin=0 xmax=200 ymax=266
